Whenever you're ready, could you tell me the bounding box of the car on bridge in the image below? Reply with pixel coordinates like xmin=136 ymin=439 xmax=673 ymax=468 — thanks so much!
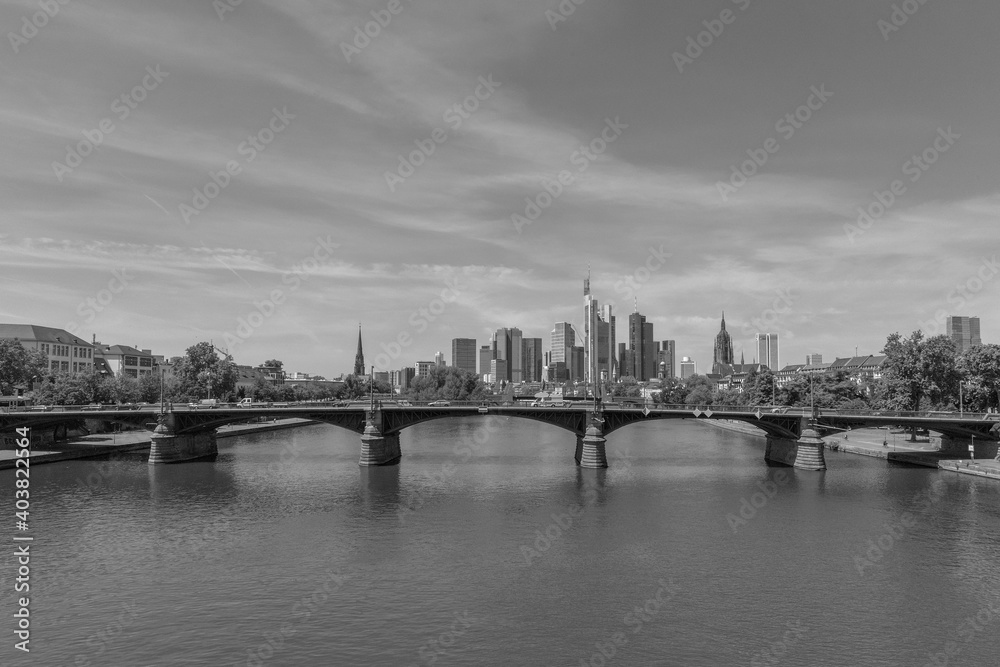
xmin=428 ymin=400 xmax=451 ymax=407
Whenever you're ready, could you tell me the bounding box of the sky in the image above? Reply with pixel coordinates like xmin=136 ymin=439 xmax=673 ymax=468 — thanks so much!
xmin=1 ymin=0 xmax=998 ymax=378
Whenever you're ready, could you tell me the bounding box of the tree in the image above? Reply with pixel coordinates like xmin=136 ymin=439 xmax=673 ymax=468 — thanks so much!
xmin=172 ymin=342 xmax=238 ymax=400
xmin=0 ymin=339 xmax=49 ymax=394
xmin=741 ymin=368 xmax=776 ymax=407
xmin=403 ymin=366 xmax=486 ymax=401
xmin=656 ymin=377 xmax=687 ymax=405
xmin=263 ymin=359 xmax=283 ymax=370
xmin=879 ymin=331 xmax=958 ymax=412
xmin=683 ymin=375 xmax=716 ymax=406
xmin=957 ymin=343 xmax=1000 ymax=411
xmin=33 ymin=372 xmax=104 ymax=405
xmin=611 ymin=376 xmax=642 ymax=398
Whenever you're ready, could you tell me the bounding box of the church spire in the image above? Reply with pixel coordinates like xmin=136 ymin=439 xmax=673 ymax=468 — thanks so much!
xmin=721 ymin=311 xmax=726 ymax=330
xmin=353 ymin=323 xmax=365 ymax=376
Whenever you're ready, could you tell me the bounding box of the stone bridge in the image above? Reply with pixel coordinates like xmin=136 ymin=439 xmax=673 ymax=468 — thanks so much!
xmin=4 ymin=402 xmax=998 ymax=469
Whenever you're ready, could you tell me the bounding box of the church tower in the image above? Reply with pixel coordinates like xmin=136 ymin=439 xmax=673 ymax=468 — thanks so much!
xmin=353 ymin=324 xmax=365 ymax=376
xmin=712 ymin=312 xmax=734 ymax=374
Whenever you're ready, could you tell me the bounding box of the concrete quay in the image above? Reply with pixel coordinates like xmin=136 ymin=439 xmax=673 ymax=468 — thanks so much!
xmin=703 ymin=420 xmax=1000 ymax=481
xmin=0 ymin=418 xmax=317 ymax=470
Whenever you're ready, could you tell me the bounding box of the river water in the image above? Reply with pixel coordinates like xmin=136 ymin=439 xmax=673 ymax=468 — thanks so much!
xmin=2 ymin=418 xmax=1000 ymax=666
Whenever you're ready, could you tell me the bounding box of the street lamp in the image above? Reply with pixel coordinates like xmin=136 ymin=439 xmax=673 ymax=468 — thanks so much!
xmin=369 ymin=365 xmax=375 ymax=411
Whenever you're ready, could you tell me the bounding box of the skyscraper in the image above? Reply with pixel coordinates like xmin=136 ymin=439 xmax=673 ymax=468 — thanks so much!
xmin=550 ymin=322 xmax=574 ymax=366
xmin=451 ymin=338 xmax=477 ymax=374
xmin=353 ymin=324 xmax=365 ymax=376
xmin=521 ymin=337 xmax=543 ymax=382
xmin=582 ymin=273 xmax=617 ymax=385
xmin=492 ymin=327 xmax=523 ymax=382
xmin=680 ymin=356 xmax=696 ymax=379
xmin=712 ymin=313 xmax=733 ymax=374
xmin=755 ymin=333 xmax=779 ymax=370
xmin=946 ymin=316 xmax=982 ymax=354
xmin=434 ymin=351 xmax=445 ymax=367
xmin=626 ymin=309 xmax=654 ymax=380
xmin=479 ymin=345 xmax=492 ymax=379
xmin=807 ymin=353 xmax=823 ymax=365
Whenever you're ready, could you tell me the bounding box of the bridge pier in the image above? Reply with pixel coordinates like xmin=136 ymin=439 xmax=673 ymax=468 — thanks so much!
xmin=764 ymin=427 xmax=826 ymax=471
xmin=148 ymin=415 xmax=218 ymax=465
xmin=359 ymin=414 xmax=401 ymax=466
xmin=578 ymin=424 xmax=608 ymax=469
xmin=575 ymin=435 xmax=583 ymax=465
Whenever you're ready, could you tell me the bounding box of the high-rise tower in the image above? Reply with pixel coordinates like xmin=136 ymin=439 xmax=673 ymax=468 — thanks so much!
xmin=353 ymin=324 xmax=365 ymax=376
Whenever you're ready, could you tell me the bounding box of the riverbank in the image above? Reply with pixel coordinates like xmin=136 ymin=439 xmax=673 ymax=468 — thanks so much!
xmin=700 ymin=420 xmax=1000 ymax=480
xmin=0 ymin=418 xmax=319 ymax=469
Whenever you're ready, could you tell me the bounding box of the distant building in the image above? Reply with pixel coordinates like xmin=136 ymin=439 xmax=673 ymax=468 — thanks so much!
xmin=478 ymin=345 xmax=492 ymax=379
xmin=415 ymin=361 xmax=435 ymax=377
xmin=628 ymin=310 xmax=655 ymax=380
xmin=680 ymin=356 xmax=696 ymax=379
xmin=583 ymin=276 xmax=616 ymax=384
xmin=807 ymin=353 xmax=822 ymax=365
xmin=712 ymin=313 xmax=734 ymax=374
xmin=93 ymin=342 xmax=157 ymax=378
xmin=658 ymin=340 xmax=676 ymax=379
xmin=521 ymin=337 xmax=543 ymax=383
xmin=434 ymin=351 xmax=445 ymax=367
xmin=489 ymin=358 xmax=508 ymax=384
xmin=550 ymin=322 xmax=574 ymax=376
xmin=570 ymin=346 xmax=585 ymax=383
xmin=0 ymin=324 xmax=95 ymax=375
xmin=492 ymin=327 xmax=523 ymax=382
xmin=755 ymin=333 xmax=779 ymax=371
xmin=395 ymin=367 xmax=416 ymax=391
xmin=451 ymin=338 xmax=477 ymax=374
xmin=946 ymin=316 xmax=981 ymax=354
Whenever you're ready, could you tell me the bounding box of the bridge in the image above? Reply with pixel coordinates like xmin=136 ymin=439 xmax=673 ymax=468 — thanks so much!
xmin=3 ymin=401 xmax=998 ymax=470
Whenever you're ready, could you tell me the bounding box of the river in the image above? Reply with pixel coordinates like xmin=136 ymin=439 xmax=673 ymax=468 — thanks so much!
xmin=2 ymin=417 xmax=999 ymax=666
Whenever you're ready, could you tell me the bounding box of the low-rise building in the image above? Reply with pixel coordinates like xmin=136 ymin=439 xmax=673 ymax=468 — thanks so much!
xmin=0 ymin=323 xmax=95 ymax=375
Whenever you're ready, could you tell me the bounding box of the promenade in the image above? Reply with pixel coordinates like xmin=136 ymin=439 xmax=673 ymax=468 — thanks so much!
xmin=0 ymin=417 xmax=317 ymax=470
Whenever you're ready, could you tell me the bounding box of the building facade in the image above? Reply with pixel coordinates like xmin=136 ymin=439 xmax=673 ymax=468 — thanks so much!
xmin=451 ymin=338 xmax=477 ymax=374
xmin=946 ymin=316 xmax=982 ymax=354
xmin=680 ymin=356 xmax=697 ymax=379
xmin=657 ymin=339 xmax=676 ymax=379
xmin=0 ymin=324 xmax=95 ymax=375
xmin=755 ymin=332 xmax=779 ymax=371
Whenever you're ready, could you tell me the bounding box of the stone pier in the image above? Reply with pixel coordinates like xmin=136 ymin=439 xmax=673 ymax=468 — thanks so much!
xmin=148 ymin=415 xmax=218 ymax=464
xmin=359 ymin=411 xmax=401 ymax=466
xmin=764 ymin=426 xmax=826 ymax=471
xmin=578 ymin=424 xmax=608 ymax=469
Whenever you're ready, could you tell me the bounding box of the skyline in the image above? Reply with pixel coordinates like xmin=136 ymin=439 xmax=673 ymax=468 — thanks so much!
xmin=3 ymin=1 xmax=999 ymax=378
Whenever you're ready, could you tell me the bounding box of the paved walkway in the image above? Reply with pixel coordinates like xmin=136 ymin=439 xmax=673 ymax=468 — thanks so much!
xmin=0 ymin=418 xmax=317 ymax=469
xmin=825 ymin=427 xmax=1000 ymax=479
